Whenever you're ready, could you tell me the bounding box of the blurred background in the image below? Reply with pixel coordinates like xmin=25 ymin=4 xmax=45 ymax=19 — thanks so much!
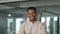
xmin=0 ymin=0 xmax=60 ymax=34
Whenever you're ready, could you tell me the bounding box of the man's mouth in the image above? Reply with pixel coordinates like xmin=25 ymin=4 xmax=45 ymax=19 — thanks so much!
xmin=30 ymin=17 xmax=34 ymax=18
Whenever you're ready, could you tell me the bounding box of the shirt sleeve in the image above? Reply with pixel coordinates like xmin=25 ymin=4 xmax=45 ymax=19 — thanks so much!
xmin=18 ymin=23 xmax=25 ymax=34
xmin=41 ymin=23 xmax=47 ymax=34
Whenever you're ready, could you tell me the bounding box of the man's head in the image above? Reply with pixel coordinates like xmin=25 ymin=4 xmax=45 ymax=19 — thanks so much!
xmin=27 ymin=7 xmax=37 ymax=21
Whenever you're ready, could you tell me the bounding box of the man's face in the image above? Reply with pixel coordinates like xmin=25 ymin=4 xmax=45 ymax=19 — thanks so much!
xmin=27 ymin=9 xmax=37 ymax=21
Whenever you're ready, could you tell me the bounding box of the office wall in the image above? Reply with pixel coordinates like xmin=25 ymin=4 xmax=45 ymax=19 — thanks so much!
xmin=0 ymin=16 xmax=7 ymax=34
xmin=59 ymin=16 xmax=60 ymax=34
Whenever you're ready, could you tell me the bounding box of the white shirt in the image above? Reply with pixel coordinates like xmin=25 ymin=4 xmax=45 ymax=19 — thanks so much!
xmin=19 ymin=21 xmax=46 ymax=34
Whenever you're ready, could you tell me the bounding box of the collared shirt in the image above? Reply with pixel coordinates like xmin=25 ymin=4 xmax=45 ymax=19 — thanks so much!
xmin=18 ymin=21 xmax=46 ymax=34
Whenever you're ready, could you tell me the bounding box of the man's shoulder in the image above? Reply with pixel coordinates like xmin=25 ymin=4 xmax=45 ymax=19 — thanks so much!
xmin=37 ymin=21 xmax=42 ymax=24
xmin=37 ymin=21 xmax=46 ymax=28
xmin=21 ymin=21 xmax=27 ymax=26
xmin=37 ymin=21 xmax=45 ymax=25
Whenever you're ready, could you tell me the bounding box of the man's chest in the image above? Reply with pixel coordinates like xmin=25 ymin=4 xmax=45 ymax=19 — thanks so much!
xmin=25 ymin=23 xmax=42 ymax=34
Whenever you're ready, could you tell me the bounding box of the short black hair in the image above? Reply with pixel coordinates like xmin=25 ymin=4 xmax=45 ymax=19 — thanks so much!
xmin=27 ymin=7 xmax=36 ymax=11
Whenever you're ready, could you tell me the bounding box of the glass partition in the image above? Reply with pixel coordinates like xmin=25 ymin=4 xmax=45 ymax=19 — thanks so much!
xmin=41 ymin=10 xmax=59 ymax=34
xmin=0 ymin=9 xmax=59 ymax=34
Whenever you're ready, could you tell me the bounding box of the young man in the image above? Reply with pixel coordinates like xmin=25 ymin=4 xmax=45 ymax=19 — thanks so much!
xmin=19 ymin=7 xmax=46 ymax=34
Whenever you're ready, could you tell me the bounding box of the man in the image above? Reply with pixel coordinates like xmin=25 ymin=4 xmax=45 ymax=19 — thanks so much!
xmin=19 ymin=7 xmax=46 ymax=34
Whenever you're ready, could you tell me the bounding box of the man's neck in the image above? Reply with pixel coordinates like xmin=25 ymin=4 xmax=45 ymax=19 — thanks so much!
xmin=29 ymin=20 xmax=36 ymax=24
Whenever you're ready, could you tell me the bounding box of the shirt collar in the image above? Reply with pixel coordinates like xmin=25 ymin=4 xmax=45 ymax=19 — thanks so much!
xmin=28 ymin=20 xmax=38 ymax=25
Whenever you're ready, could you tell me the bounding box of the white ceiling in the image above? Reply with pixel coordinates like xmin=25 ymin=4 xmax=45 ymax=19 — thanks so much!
xmin=0 ymin=0 xmax=60 ymax=9
xmin=0 ymin=4 xmax=15 ymax=10
xmin=19 ymin=0 xmax=60 ymax=8
xmin=0 ymin=0 xmax=60 ymax=16
xmin=0 ymin=0 xmax=27 ymax=3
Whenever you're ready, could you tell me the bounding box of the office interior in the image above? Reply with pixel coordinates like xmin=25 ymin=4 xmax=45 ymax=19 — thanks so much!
xmin=0 ymin=0 xmax=60 ymax=34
